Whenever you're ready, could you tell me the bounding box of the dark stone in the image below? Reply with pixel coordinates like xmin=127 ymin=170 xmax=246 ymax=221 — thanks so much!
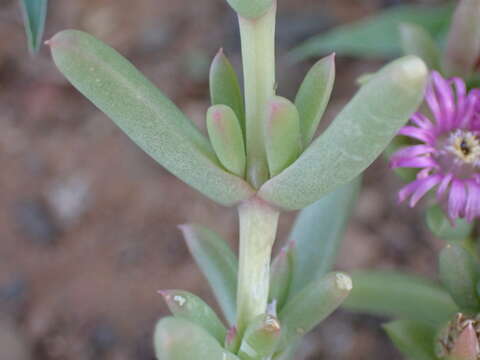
xmin=89 ymin=321 xmax=117 ymax=356
xmin=14 ymin=199 xmax=59 ymax=246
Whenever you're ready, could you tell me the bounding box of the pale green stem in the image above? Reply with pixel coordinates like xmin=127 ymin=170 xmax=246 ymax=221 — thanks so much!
xmin=238 ymin=2 xmax=276 ymax=189
xmin=236 ymin=197 xmax=280 ymax=337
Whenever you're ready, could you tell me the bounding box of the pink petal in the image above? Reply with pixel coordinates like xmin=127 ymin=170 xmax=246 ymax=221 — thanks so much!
xmin=448 ymin=180 xmax=467 ymax=220
xmin=398 ymin=126 xmax=435 ymax=144
xmin=409 ymin=175 xmax=441 ymax=207
xmin=410 ymin=113 xmax=433 ymax=129
xmin=451 ymin=77 xmax=467 ymax=123
xmin=391 ymin=156 xmax=438 ymax=169
xmin=398 ymin=180 xmax=422 ymax=203
xmin=432 ymin=72 xmax=455 ymax=129
xmin=390 ymin=145 xmax=435 ymax=162
xmin=425 ymin=80 xmax=444 ymax=128
xmin=465 ymin=181 xmax=480 ymax=222
xmin=436 ymin=173 xmax=453 ymax=200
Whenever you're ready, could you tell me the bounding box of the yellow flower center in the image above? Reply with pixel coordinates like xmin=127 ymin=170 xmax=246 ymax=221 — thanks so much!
xmin=446 ymin=130 xmax=480 ymax=166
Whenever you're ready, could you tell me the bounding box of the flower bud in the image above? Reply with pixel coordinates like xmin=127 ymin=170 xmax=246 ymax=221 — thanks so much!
xmin=437 ymin=313 xmax=480 ymax=360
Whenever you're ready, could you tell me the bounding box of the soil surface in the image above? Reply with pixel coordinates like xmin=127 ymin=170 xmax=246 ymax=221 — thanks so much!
xmin=0 ymin=0 xmax=447 ymax=359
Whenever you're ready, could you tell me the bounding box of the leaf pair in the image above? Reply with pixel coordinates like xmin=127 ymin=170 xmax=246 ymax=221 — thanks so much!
xmin=259 ymin=56 xmax=427 ymax=210
xmin=48 ymin=30 xmax=255 ymax=207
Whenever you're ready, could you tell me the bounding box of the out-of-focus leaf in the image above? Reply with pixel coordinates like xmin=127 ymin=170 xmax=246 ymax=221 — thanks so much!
xmin=384 ymin=135 xmax=419 ymax=182
xmin=290 ymin=3 xmax=453 ymax=61
xmin=154 ymin=317 xmax=239 ymax=360
xmin=263 ymin=96 xmax=302 ymax=177
xmin=207 ymin=104 xmax=246 ymax=177
xmin=294 ymin=54 xmax=335 ymax=147
xmin=180 ymin=224 xmax=238 ymax=325
xmin=343 ymin=271 xmax=458 ymax=326
xmin=439 ymin=244 xmax=480 ymax=311
xmin=209 ymin=49 xmax=245 ymax=134
xmin=426 ymin=205 xmax=473 ymax=241
xmin=20 ymin=0 xmax=48 ymax=53
xmin=48 ymin=30 xmax=254 ymax=207
xmin=160 ymin=290 xmax=226 ymax=343
xmin=400 ymin=22 xmax=441 ymax=70
xmin=443 ymin=0 xmax=480 ymax=77
xmin=288 ymin=178 xmax=360 ymax=296
xmin=384 ymin=320 xmax=438 ymax=360
xmin=258 ymin=56 xmax=427 ymax=210
xmin=279 ymin=272 xmax=352 ymax=349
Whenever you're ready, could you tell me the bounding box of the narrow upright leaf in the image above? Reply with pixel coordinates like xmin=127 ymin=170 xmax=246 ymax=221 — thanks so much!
xmin=288 ymin=178 xmax=360 ymax=296
xmin=439 ymin=244 xmax=480 ymax=311
xmin=20 ymin=0 xmax=48 ymax=53
xmin=209 ymin=49 xmax=245 ymax=134
xmin=295 ymin=54 xmax=335 ymax=147
xmin=48 ymin=30 xmax=254 ymax=206
xmin=180 ymin=224 xmax=238 ymax=325
xmin=384 ymin=320 xmax=438 ymax=360
xmin=263 ymin=96 xmax=302 ymax=177
xmin=154 ymin=317 xmax=239 ymax=360
xmin=238 ymin=314 xmax=282 ymax=360
xmin=290 ymin=3 xmax=453 ymax=61
xmin=259 ymin=56 xmax=427 ymax=210
xmin=400 ymin=23 xmax=440 ymax=70
xmin=343 ymin=271 xmax=458 ymax=326
xmin=207 ymin=105 xmax=246 ymax=177
xmin=279 ymin=272 xmax=352 ymax=348
xmin=225 ymin=0 xmax=273 ymax=19
xmin=160 ymin=290 xmax=226 ymax=343
xmin=443 ymin=0 xmax=480 ymax=77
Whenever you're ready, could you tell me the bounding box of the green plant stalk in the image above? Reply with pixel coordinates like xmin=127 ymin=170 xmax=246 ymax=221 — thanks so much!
xmin=239 ymin=1 xmax=276 ymax=188
xmin=236 ymin=198 xmax=280 ymax=339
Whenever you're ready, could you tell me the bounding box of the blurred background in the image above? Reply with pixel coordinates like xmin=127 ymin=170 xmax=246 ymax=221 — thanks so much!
xmin=0 ymin=0 xmax=449 ymax=359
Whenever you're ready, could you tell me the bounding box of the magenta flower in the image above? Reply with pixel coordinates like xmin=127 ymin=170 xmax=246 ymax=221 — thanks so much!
xmin=390 ymin=71 xmax=480 ymax=222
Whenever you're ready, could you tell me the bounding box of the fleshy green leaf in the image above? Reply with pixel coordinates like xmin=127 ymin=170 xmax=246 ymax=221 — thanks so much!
xmin=279 ymin=272 xmax=352 ymax=349
xmin=439 ymin=244 xmax=480 ymax=311
xmin=288 ymin=178 xmax=360 ymax=296
xmin=295 ymin=54 xmax=335 ymax=147
xmin=238 ymin=314 xmax=282 ymax=360
xmin=263 ymin=96 xmax=302 ymax=177
xmin=207 ymin=105 xmax=246 ymax=177
xmin=154 ymin=317 xmax=239 ymax=360
xmin=224 ymin=0 xmax=273 ymax=19
xmin=443 ymin=0 xmax=480 ymax=77
xmin=209 ymin=49 xmax=245 ymax=134
xmin=160 ymin=290 xmax=226 ymax=343
xmin=180 ymin=224 xmax=237 ymax=325
xmin=426 ymin=205 xmax=473 ymax=241
xmin=258 ymin=56 xmax=427 ymax=210
xmin=400 ymin=23 xmax=440 ymax=70
xmin=20 ymin=0 xmax=48 ymax=53
xmin=48 ymin=30 xmax=253 ymax=206
xmin=269 ymin=241 xmax=295 ymax=310
xmin=343 ymin=271 xmax=458 ymax=326
xmin=384 ymin=320 xmax=438 ymax=360
xmin=290 ymin=3 xmax=453 ymax=61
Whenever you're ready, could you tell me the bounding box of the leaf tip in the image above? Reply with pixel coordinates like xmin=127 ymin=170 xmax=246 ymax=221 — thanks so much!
xmin=398 ymin=56 xmax=428 ymax=82
xmin=335 ymin=273 xmax=353 ymax=292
